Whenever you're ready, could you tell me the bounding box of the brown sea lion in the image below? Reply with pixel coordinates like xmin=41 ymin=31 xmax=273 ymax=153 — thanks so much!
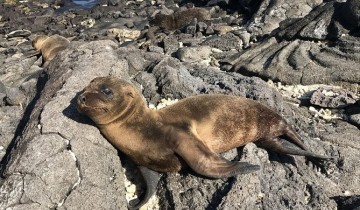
xmin=25 ymin=34 xmax=70 ymax=68
xmin=150 ymin=7 xmax=211 ymax=31
xmin=145 ymin=7 xmax=211 ymax=43
xmin=76 ymin=77 xmax=332 ymax=209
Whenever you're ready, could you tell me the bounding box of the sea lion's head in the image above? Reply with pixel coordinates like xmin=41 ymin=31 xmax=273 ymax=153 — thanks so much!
xmin=32 ymin=35 xmax=49 ymax=51
xmin=77 ymin=77 xmax=139 ymax=125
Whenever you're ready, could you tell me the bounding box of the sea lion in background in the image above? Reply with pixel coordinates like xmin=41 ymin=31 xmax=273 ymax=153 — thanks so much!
xmin=76 ymin=77 xmax=332 ymax=209
xmin=146 ymin=7 xmax=211 ymax=42
xmin=25 ymin=34 xmax=70 ymax=68
xmin=150 ymin=7 xmax=211 ymax=31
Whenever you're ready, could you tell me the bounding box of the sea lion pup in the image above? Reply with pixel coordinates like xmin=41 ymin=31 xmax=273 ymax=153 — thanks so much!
xmin=28 ymin=34 xmax=70 ymax=68
xmin=145 ymin=7 xmax=211 ymax=43
xmin=77 ymin=77 xmax=332 ymax=209
xmin=150 ymin=7 xmax=211 ymax=31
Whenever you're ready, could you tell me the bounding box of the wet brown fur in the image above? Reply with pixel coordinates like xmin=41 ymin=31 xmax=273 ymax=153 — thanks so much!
xmin=77 ymin=77 xmax=329 ymax=179
xmin=32 ymin=34 xmax=70 ymax=67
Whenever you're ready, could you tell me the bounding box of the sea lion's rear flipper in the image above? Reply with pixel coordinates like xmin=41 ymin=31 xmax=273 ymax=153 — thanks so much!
xmin=256 ymin=138 xmax=334 ymax=159
xmin=128 ymin=166 xmax=161 ymax=210
xmin=174 ymin=132 xmax=260 ymax=179
xmin=282 ymin=126 xmax=309 ymax=151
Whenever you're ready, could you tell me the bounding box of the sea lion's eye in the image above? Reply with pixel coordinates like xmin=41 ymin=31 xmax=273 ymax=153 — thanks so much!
xmin=101 ymin=88 xmax=113 ymax=96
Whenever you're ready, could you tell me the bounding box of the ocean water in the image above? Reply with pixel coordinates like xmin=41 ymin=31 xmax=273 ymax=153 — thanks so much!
xmin=71 ymin=0 xmax=99 ymax=8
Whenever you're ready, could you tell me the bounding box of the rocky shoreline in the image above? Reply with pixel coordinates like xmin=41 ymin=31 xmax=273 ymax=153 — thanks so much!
xmin=0 ymin=0 xmax=359 ymax=209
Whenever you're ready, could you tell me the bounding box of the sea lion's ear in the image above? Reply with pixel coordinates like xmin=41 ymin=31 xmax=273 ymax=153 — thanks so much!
xmin=127 ymin=92 xmax=134 ymax=98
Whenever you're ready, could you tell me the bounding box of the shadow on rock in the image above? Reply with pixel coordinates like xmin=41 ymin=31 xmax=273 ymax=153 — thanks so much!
xmin=266 ymin=150 xmax=297 ymax=166
xmin=62 ymin=92 xmax=95 ymax=126
xmin=331 ymin=195 xmax=360 ymax=210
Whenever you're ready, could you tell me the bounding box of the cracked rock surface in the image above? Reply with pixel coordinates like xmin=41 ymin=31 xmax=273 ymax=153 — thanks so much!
xmin=1 ymin=41 xmax=128 ymax=209
xmin=1 ymin=0 xmax=360 ymax=209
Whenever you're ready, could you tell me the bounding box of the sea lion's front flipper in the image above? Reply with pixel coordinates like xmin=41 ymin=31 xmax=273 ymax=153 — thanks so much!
xmin=256 ymin=138 xmax=334 ymax=159
xmin=174 ymin=132 xmax=260 ymax=179
xmin=128 ymin=166 xmax=161 ymax=210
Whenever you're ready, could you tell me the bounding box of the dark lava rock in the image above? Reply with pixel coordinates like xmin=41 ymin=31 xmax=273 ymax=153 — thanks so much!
xmin=247 ymin=0 xmax=323 ymax=36
xmin=333 ymin=195 xmax=360 ymax=210
xmin=151 ymin=57 xmax=206 ymax=99
xmin=340 ymin=0 xmax=360 ymax=31
xmin=0 ymin=106 xmax=23 ymax=160
xmin=189 ymin=67 xmax=284 ymax=110
xmin=133 ymin=71 xmax=160 ymax=103
xmin=107 ymin=0 xmax=124 ymax=6
xmin=202 ymin=33 xmax=242 ymax=51
xmin=185 ymin=24 xmax=197 ymax=35
xmin=233 ymin=29 xmax=251 ymax=48
xmin=176 ymin=46 xmax=211 ymax=62
xmin=206 ymin=0 xmax=230 ymax=7
xmin=0 ymin=81 xmax=6 ymax=95
xmin=344 ymin=100 xmax=360 ymax=127
xmin=0 ymin=93 xmax=5 ymax=106
xmin=5 ymin=30 xmax=32 ymax=38
xmin=225 ymin=35 xmax=360 ymax=85
xmin=148 ymin=45 xmax=164 ymax=53
xmin=310 ymin=87 xmax=358 ymax=109
xmin=347 ymin=114 xmax=360 ymax=127
xmin=197 ymin=22 xmax=207 ymax=32
xmin=162 ymin=34 xmax=179 ymax=54
xmin=275 ymin=1 xmax=360 ymax=40
xmin=276 ymin=2 xmax=335 ymax=41
xmin=5 ymin=87 xmax=26 ymax=106
xmin=205 ymin=26 xmax=215 ymax=35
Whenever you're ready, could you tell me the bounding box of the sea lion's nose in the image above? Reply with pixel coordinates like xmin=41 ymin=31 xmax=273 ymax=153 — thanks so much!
xmin=78 ymin=94 xmax=86 ymax=104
